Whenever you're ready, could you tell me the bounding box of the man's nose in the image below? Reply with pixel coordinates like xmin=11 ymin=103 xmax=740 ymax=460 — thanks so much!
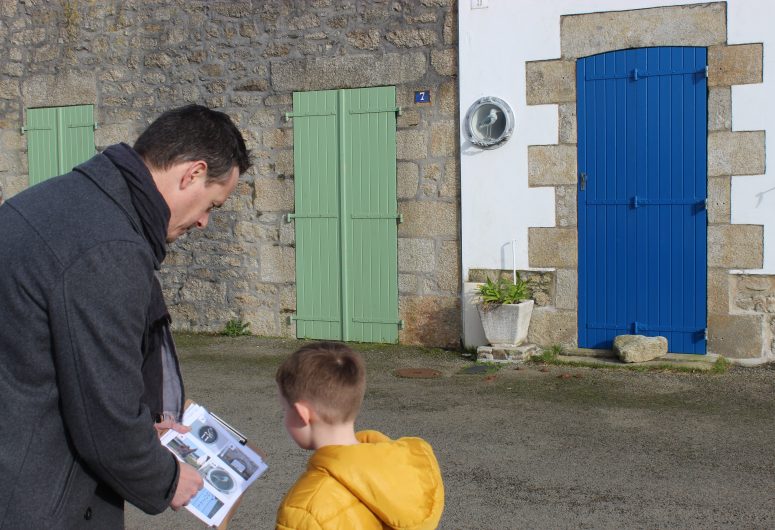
xmin=196 ymin=212 xmax=210 ymax=229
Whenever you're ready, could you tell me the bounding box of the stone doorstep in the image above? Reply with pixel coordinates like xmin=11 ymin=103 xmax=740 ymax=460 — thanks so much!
xmin=477 ymin=343 xmax=541 ymax=363
xmin=477 ymin=345 xmax=718 ymax=369
xmin=562 ymin=349 xmax=720 ymax=370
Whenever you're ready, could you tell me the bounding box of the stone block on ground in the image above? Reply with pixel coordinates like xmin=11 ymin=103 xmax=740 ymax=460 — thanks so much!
xmin=477 ymin=343 xmax=541 ymax=363
xmin=613 ymin=335 xmax=668 ymax=363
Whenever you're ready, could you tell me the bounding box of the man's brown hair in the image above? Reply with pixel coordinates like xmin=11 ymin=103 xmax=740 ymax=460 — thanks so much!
xmin=275 ymin=341 xmax=365 ymax=424
xmin=134 ymin=104 xmax=251 ymax=183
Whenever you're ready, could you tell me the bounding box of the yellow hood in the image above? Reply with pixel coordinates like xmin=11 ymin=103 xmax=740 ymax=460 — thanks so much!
xmin=278 ymin=430 xmax=444 ymax=530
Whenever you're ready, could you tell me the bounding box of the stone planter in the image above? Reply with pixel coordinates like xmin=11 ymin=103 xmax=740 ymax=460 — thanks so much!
xmin=477 ymin=300 xmax=534 ymax=347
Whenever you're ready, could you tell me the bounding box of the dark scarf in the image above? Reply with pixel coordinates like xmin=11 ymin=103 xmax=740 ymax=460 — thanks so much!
xmin=104 ymin=143 xmax=180 ymax=418
xmin=102 ymin=143 xmax=171 ymax=324
xmin=102 ymin=143 xmax=170 ymax=267
xmin=102 ymin=143 xmax=170 ymax=324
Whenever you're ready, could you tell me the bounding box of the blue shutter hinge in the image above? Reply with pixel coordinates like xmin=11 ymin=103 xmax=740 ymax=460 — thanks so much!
xmin=285 ymin=213 xmax=296 ymax=223
xmin=633 ymin=321 xmax=643 ymax=334
xmin=704 ymin=65 xmax=709 ymax=78
xmin=704 ymin=328 xmax=708 ymax=341
xmin=632 ymin=68 xmax=639 ymax=81
xmin=632 ymin=196 xmax=641 ymax=208
xmin=579 ymin=171 xmax=587 ymax=191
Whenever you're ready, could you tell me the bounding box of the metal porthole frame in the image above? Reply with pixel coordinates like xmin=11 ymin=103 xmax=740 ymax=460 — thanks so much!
xmin=463 ymin=96 xmax=515 ymax=149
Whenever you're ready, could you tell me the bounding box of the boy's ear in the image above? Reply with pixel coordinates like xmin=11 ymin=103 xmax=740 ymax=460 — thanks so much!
xmin=293 ymin=401 xmax=313 ymax=426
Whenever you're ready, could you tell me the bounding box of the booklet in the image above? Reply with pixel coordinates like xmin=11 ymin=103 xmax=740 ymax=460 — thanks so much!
xmin=160 ymin=401 xmax=268 ymax=528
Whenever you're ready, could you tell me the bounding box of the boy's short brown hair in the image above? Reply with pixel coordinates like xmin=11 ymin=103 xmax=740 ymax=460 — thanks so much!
xmin=275 ymin=341 xmax=366 ymax=424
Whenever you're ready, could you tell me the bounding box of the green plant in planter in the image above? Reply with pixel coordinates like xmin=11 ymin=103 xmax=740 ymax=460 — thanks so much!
xmin=478 ymin=274 xmax=531 ymax=309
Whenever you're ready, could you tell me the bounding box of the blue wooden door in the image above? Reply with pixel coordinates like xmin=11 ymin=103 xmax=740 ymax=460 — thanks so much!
xmin=577 ymin=47 xmax=707 ymax=354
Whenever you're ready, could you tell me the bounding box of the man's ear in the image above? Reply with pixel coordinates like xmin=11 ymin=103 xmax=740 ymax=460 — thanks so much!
xmin=293 ymin=401 xmax=314 ymax=426
xmin=179 ymin=160 xmax=208 ymax=190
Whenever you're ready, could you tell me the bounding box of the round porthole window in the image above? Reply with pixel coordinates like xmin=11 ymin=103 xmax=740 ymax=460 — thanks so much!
xmin=463 ymin=96 xmax=514 ymax=149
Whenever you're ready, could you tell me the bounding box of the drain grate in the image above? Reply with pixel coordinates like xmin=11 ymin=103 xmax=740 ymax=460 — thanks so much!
xmin=394 ymin=368 xmax=442 ymax=379
xmin=460 ymin=365 xmax=490 ymax=375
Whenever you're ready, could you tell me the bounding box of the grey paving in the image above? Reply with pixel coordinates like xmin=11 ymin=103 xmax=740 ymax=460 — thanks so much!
xmin=126 ymin=335 xmax=775 ymax=529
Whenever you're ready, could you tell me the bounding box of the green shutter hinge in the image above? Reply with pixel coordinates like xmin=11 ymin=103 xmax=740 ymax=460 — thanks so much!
xmin=397 ymin=213 xmax=403 ymax=223
xmin=285 ymin=111 xmax=336 ymax=121
xmin=22 ymin=122 xmax=97 ymax=134
xmin=20 ymin=126 xmax=50 ymax=134
xmin=285 ymin=213 xmax=296 ymax=223
xmin=398 ymin=320 xmax=404 ymax=330
xmin=396 ymin=107 xmax=402 ymax=116
xmin=287 ymin=314 xmax=297 ymax=324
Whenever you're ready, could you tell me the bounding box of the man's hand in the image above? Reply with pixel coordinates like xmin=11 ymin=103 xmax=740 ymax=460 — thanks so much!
xmin=154 ymin=416 xmax=191 ymax=438
xmin=170 ymin=462 xmax=204 ymax=510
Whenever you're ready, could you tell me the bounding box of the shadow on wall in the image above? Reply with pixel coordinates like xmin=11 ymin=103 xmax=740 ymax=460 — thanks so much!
xmin=401 ymin=297 xmax=462 ymax=349
xmin=755 ymin=186 xmax=775 ymax=207
xmin=460 ymin=139 xmax=491 ymax=157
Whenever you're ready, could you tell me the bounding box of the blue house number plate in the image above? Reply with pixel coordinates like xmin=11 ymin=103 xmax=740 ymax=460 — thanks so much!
xmin=414 ymin=90 xmax=430 ymax=103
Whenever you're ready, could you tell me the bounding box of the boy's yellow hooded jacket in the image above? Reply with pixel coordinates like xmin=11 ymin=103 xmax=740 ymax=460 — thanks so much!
xmin=276 ymin=430 xmax=444 ymax=530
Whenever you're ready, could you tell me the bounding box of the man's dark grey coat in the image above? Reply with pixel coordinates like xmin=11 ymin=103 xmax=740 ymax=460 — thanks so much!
xmin=0 ymin=154 xmax=179 ymax=528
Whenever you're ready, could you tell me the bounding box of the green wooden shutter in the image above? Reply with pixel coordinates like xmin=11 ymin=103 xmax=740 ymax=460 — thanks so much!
xmin=26 ymin=105 xmax=95 ymax=186
xmin=291 ymin=90 xmax=342 ymax=340
xmin=291 ymin=87 xmax=399 ymax=343
xmin=58 ymin=105 xmax=96 ymax=177
xmin=26 ymin=108 xmax=58 ymax=187
xmin=342 ymin=87 xmax=399 ymax=343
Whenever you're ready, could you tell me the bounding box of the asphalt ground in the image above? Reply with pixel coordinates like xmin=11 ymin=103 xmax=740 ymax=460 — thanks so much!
xmin=126 ymin=334 xmax=775 ymax=529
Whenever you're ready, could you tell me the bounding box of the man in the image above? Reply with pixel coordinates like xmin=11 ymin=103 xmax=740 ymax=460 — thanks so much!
xmin=0 ymin=105 xmax=251 ymax=528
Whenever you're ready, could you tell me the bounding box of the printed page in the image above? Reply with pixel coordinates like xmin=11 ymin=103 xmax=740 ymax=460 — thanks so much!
xmin=161 ymin=403 xmax=268 ymax=527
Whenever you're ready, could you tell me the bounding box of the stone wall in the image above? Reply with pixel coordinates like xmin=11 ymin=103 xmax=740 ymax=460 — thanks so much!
xmin=468 ymin=269 xmax=554 ymax=308
xmin=0 ymin=0 xmax=461 ymax=347
xmin=719 ymin=275 xmax=775 ymax=359
xmin=524 ymin=2 xmax=768 ymax=359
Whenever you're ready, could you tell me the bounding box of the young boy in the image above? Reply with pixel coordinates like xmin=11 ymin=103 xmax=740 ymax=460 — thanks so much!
xmin=275 ymin=341 xmax=445 ymax=530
